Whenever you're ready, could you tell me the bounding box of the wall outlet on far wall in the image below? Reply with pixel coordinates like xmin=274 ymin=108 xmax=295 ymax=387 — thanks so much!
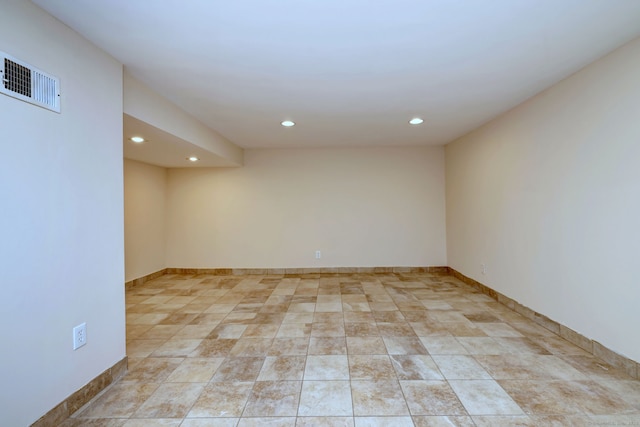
xmin=73 ymin=323 xmax=87 ymax=350
xmin=315 ymin=250 xmax=321 ymax=259
xmin=481 ymin=263 xmax=486 ymax=275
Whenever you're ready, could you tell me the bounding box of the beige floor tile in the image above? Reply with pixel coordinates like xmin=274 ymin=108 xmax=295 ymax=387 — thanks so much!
xmin=349 ymin=355 xmax=397 ymax=380
xmin=187 ymin=381 xmax=253 ymax=417
xmin=354 ymin=417 xmax=414 ymax=426
xmin=383 ymin=336 xmax=428 ymax=354
xmin=419 ymin=337 xmax=469 ymax=355
xmin=122 ymin=420 xmax=181 ymax=427
xmin=268 ymin=338 xmax=310 ymax=356
xmin=123 ymin=357 xmax=182 ymax=382
xmin=212 ymin=357 xmax=265 ymax=382
xmin=150 ymin=338 xmax=203 ymax=357
xmin=296 ymin=417 xmax=354 ymax=426
xmin=449 ymin=380 xmax=524 ymax=416
xmin=242 ymin=381 xmax=301 ymax=417
xmin=237 ymin=418 xmax=296 ymax=427
xmin=346 ymin=337 xmax=387 ymax=354
xmin=189 ymin=339 xmax=238 ymax=357
xmin=76 ymin=383 xmax=160 ymax=418
xmin=298 ymin=381 xmax=353 ymax=416
xmin=257 ymin=356 xmax=306 ymax=381
xmin=400 ymin=380 xmax=467 ymax=416
xmin=474 ymin=354 xmax=588 ymax=380
xmin=391 ymin=355 xmax=444 ymax=380
xmin=277 ymin=323 xmax=312 ymax=338
xmin=308 ymin=337 xmax=347 ymax=355
xmin=181 ymin=419 xmax=239 ymax=427
xmin=165 ymin=357 xmax=224 ymax=382
xmin=432 ymin=355 xmax=491 ymax=380
xmin=133 ymin=382 xmax=204 ymax=418
xmin=304 ymin=355 xmax=350 ymax=380
xmin=229 ymin=338 xmax=274 ymax=357
xmin=412 ymin=416 xmax=475 ymax=426
xmin=351 ymin=380 xmax=410 ymax=416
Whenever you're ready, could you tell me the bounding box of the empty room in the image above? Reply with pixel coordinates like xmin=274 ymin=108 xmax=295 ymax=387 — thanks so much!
xmin=1 ymin=0 xmax=640 ymax=426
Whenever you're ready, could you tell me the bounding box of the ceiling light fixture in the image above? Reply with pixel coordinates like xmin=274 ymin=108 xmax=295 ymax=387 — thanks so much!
xmin=409 ymin=118 xmax=424 ymax=125
xmin=130 ymin=136 xmax=145 ymax=143
xmin=281 ymin=120 xmax=295 ymax=127
xmin=187 ymin=156 xmax=199 ymax=162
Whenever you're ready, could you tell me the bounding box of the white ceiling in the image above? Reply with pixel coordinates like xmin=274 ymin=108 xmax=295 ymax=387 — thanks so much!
xmin=34 ymin=0 xmax=640 ymax=150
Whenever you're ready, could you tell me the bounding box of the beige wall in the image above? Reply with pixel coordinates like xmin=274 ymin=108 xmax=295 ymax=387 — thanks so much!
xmin=0 ymin=1 xmax=125 ymax=425
xmin=124 ymin=159 xmax=167 ymax=282
xmin=446 ymin=37 xmax=640 ymax=362
xmin=166 ymin=147 xmax=447 ymax=268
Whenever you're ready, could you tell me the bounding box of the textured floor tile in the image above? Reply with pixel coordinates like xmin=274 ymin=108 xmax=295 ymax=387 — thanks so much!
xmin=122 ymin=419 xmax=181 ymax=427
xmin=449 ymin=380 xmax=524 ymax=415
xmin=377 ymin=322 xmax=416 ymax=337
xmin=123 ymin=358 xmax=182 ymax=382
xmin=207 ymin=324 xmax=248 ymax=339
xmin=498 ymin=380 xmax=584 ymax=415
xmin=172 ymin=324 xmax=217 ymax=339
xmin=410 ymin=322 xmax=452 ymax=337
xmin=455 ymin=337 xmax=505 ymax=355
xmin=296 ymin=417 xmax=354 ymax=426
xmin=474 ymin=354 xmax=588 ymax=380
xmin=242 ymin=381 xmax=301 ymax=416
xmin=304 ymin=355 xmax=350 ymax=380
xmin=476 ymin=323 xmax=524 ymax=338
xmin=492 ymin=337 xmax=551 ymax=355
xmin=311 ymin=322 xmax=346 ymax=337
xmin=283 ymin=312 xmax=314 ymax=323
xmin=242 ymin=324 xmax=280 ymax=338
xmin=133 ymin=382 xmax=204 ymax=418
xmin=257 ymin=356 xmax=306 ymax=381
xmin=353 ymin=416 xmax=414 ymax=426
xmin=346 ymin=337 xmax=387 ymax=354
xmin=181 ymin=419 xmax=239 ymax=427
xmin=383 ymin=336 xmax=428 ymax=354
xmin=229 ymin=338 xmax=274 ymax=356
xmin=471 ymin=415 xmax=536 ymax=426
xmin=268 ymin=338 xmax=310 ymax=355
xmin=60 ymin=419 xmax=126 ymax=427
xmin=165 ymin=357 xmax=224 ymax=382
xmin=212 ymin=357 xmax=265 ymax=382
xmin=412 ymin=416 xmax=475 ymax=426
xmin=298 ymin=381 xmax=353 ymax=416
xmin=308 ymin=337 xmax=347 ymax=355
xmin=151 ymin=339 xmax=203 ymax=357
xmin=189 ymin=339 xmax=238 ymax=357
xmin=349 ymin=355 xmax=397 ymax=380
xmin=351 ymin=380 xmax=410 ymax=416
xmin=138 ymin=325 xmax=185 ymax=340
xmin=126 ymin=339 xmax=167 ymax=358
xmin=237 ymin=418 xmax=296 ymax=427
xmin=432 ymin=355 xmax=492 ymax=380
xmin=277 ymin=323 xmax=312 ymax=338
xmin=75 ymin=383 xmax=160 ymax=418
xmin=344 ymin=322 xmax=380 ymax=337
xmin=187 ymin=381 xmax=253 ymax=417
xmin=391 ymin=355 xmax=444 ymax=380
xmin=419 ymin=337 xmax=469 ymax=355
xmin=401 ymin=380 xmax=467 ymax=415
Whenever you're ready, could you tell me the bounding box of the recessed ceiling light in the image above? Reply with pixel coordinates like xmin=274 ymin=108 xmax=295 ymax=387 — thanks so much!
xmin=187 ymin=156 xmax=199 ymax=162
xmin=130 ymin=136 xmax=145 ymax=143
xmin=281 ymin=120 xmax=295 ymax=127
xmin=409 ymin=118 xmax=424 ymax=125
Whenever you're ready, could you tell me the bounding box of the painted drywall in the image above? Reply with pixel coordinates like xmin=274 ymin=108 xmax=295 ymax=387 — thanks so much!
xmin=124 ymin=159 xmax=167 ymax=282
xmin=0 ymin=1 xmax=125 ymax=425
xmin=166 ymin=147 xmax=446 ymax=268
xmin=124 ymin=72 xmax=244 ymax=166
xmin=446 ymin=37 xmax=640 ymax=362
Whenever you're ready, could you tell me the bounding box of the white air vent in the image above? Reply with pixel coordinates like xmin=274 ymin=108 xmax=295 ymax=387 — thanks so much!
xmin=0 ymin=51 xmax=60 ymax=113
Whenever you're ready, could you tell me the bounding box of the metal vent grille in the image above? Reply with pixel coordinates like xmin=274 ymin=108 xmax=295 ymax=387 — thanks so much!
xmin=1 ymin=52 xmax=60 ymax=113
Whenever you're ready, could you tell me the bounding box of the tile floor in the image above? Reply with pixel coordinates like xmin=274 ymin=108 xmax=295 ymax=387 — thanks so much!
xmin=65 ymin=273 xmax=640 ymax=426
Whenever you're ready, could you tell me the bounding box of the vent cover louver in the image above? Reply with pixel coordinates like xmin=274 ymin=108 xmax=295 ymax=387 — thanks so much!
xmin=1 ymin=52 xmax=60 ymax=113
